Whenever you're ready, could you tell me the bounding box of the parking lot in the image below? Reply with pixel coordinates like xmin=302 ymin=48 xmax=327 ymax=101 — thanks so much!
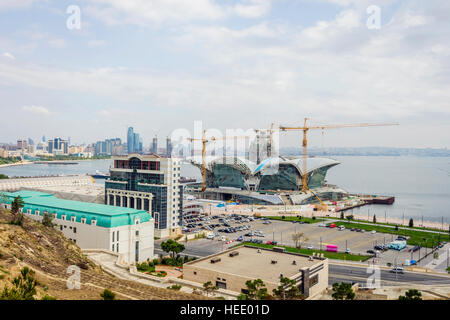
xmin=181 ymin=213 xmax=420 ymax=266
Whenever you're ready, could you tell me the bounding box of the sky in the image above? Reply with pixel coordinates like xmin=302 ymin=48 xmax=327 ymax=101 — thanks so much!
xmin=0 ymin=0 xmax=449 ymax=149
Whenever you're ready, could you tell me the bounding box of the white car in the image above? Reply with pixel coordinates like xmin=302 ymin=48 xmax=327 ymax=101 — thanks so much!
xmin=206 ymin=234 xmax=215 ymax=240
xmin=307 ymin=245 xmax=313 ymax=250
xmin=345 ymin=248 xmax=351 ymax=254
xmin=318 ymin=223 xmax=326 ymax=227
xmin=390 ymin=267 xmax=404 ymax=274
xmin=371 ymin=230 xmax=377 ymax=234
xmin=221 ymin=236 xmax=227 ymax=241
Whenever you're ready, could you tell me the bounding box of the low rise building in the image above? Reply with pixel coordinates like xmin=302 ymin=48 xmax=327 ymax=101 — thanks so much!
xmin=0 ymin=190 xmax=155 ymax=263
xmin=183 ymin=246 xmax=329 ymax=299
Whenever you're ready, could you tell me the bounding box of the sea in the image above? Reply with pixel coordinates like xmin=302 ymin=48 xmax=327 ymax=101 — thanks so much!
xmin=0 ymin=156 xmax=448 ymax=223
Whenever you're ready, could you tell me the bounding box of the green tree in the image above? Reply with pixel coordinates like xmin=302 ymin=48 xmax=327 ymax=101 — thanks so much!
xmin=0 ymin=174 xmax=8 ymax=180
xmin=0 ymin=267 xmax=38 ymax=300
xmin=245 ymin=279 xmax=268 ymax=300
xmin=409 ymin=218 xmax=414 ymax=228
xmin=42 ymin=212 xmax=54 ymax=227
xmin=373 ymin=215 xmax=377 ymax=224
xmin=398 ymin=289 xmax=422 ymax=300
xmin=340 ymin=212 xmax=344 ymax=219
xmin=202 ymin=281 xmax=218 ymax=297
xmin=272 ymin=277 xmax=303 ymax=300
xmin=100 ymin=289 xmax=116 ymax=300
xmin=10 ymin=196 xmax=25 ymax=226
xmin=331 ymin=282 xmax=355 ymax=300
xmin=346 ymin=215 xmax=354 ymax=221
xmin=160 ymin=239 xmax=185 ymax=259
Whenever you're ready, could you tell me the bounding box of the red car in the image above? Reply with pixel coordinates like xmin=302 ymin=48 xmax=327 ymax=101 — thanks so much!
xmin=328 ymin=223 xmax=336 ymax=228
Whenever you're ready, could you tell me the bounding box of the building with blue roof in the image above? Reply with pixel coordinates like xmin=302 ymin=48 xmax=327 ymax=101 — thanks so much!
xmin=0 ymin=190 xmax=155 ymax=263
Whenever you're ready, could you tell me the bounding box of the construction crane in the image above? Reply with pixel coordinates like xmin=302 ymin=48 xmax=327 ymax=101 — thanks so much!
xmin=188 ymin=131 xmax=250 ymax=192
xmin=280 ymin=118 xmax=399 ymax=194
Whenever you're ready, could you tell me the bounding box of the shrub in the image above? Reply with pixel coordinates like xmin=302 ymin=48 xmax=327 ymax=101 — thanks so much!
xmin=167 ymin=284 xmax=182 ymax=291
xmin=41 ymin=294 xmax=56 ymax=300
xmin=100 ymin=289 xmax=116 ymax=300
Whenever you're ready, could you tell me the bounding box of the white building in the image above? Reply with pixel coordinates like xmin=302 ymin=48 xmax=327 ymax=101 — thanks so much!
xmin=0 ymin=190 xmax=155 ymax=264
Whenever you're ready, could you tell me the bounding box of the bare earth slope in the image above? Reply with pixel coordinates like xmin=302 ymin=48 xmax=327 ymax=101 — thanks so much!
xmin=0 ymin=209 xmax=203 ymax=300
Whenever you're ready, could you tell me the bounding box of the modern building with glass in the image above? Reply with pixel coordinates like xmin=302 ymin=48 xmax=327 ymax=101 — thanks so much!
xmin=105 ymin=154 xmax=183 ymax=238
xmin=0 ymin=190 xmax=155 ymax=263
xmin=187 ymin=156 xmax=348 ymax=205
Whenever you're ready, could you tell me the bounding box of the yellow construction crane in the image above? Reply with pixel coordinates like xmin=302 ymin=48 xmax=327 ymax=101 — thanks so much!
xmin=188 ymin=131 xmax=249 ymax=192
xmin=280 ymin=118 xmax=399 ymax=194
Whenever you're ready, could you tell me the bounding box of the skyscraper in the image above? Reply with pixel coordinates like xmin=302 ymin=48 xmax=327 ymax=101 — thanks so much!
xmin=166 ymin=137 xmax=173 ymax=157
xmin=127 ymin=127 xmax=135 ymax=154
xmin=151 ymin=136 xmax=158 ymax=154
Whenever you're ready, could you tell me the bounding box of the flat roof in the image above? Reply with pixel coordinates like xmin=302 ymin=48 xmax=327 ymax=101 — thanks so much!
xmin=1 ymin=190 xmax=151 ymax=228
xmin=186 ymin=246 xmax=323 ymax=284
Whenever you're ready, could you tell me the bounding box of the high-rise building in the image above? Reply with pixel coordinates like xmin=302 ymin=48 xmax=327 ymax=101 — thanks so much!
xmin=48 ymin=137 xmax=68 ymax=155
xmin=127 ymin=127 xmax=135 ymax=154
xmin=166 ymin=137 xmax=173 ymax=157
xmin=105 ymin=154 xmax=182 ymax=238
xmin=94 ymin=138 xmax=122 ymax=156
xmin=17 ymin=139 xmax=28 ymax=150
xmin=151 ymin=136 xmax=158 ymax=154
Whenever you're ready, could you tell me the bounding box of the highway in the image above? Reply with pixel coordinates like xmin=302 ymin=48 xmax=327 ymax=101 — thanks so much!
xmin=155 ymin=242 xmax=450 ymax=286
xmin=329 ymin=264 xmax=450 ymax=286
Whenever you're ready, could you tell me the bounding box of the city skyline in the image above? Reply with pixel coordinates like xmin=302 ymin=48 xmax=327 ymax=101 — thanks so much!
xmin=0 ymin=1 xmax=449 ymax=148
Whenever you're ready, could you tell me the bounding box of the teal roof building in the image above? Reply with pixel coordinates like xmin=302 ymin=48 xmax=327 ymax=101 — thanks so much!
xmin=1 ymin=190 xmax=152 ymax=228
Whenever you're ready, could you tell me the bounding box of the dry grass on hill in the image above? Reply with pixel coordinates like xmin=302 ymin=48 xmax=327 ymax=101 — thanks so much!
xmin=0 ymin=209 xmax=206 ymax=300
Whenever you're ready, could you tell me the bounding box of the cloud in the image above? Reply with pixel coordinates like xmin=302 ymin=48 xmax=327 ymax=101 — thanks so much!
xmin=2 ymin=52 xmax=15 ymax=60
xmin=0 ymin=0 xmax=35 ymax=10
xmin=84 ymin=0 xmax=272 ymax=26
xmin=87 ymin=40 xmax=107 ymax=47
xmin=22 ymin=105 xmax=51 ymax=115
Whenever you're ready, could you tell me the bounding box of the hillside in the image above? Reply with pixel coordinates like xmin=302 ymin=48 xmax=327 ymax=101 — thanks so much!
xmin=0 ymin=208 xmax=203 ymax=300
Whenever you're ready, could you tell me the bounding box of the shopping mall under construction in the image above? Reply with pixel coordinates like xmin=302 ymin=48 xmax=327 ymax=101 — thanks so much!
xmin=185 ymin=155 xmax=348 ymax=205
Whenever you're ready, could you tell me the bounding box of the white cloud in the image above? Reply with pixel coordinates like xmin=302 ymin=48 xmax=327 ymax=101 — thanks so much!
xmin=84 ymin=0 xmax=272 ymax=26
xmin=0 ymin=0 xmax=35 ymax=10
xmin=2 ymin=52 xmax=15 ymax=59
xmin=22 ymin=105 xmax=50 ymax=115
xmin=87 ymin=40 xmax=107 ymax=47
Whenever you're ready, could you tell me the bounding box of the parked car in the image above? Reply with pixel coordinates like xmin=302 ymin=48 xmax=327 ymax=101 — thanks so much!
xmin=318 ymin=223 xmax=326 ymax=227
xmin=236 ymin=236 xmax=243 ymax=242
xmin=307 ymin=245 xmax=313 ymax=250
xmin=345 ymin=248 xmax=351 ymax=254
xmin=366 ymin=249 xmax=376 ymax=254
xmin=206 ymin=234 xmax=215 ymax=240
xmin=371 ymin=230 xmax=376 ymax=234
xmin=221 ymin=236 xmax=227 ymax=241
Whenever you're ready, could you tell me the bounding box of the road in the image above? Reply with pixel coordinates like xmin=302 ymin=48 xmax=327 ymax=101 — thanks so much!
xmin=329 ymin=264 xmax=450 ymax=286
xmin=155 ymin=241 xmax=450 ymax=286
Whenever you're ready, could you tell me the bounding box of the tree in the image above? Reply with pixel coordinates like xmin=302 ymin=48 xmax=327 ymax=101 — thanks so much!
xmin=10 ymin=196 xmax=25 ymax=226
xmin=245 ymin=279 xmax=268 ymax=300
xmin=331 ymin=282 xmax=355 ymax=300
xmin=202 ymin=281 xmax=218 ymax=297
xmin=42 ymin=212 xmax=54 ymax=227
xmin=340 ymin=212 xmax=344 ymax=219
xmin=291 ymin=232 xmax=308 ymax=250
xmin=398 ymin=289 xmax=422 ymax=300
xmin=100 ymin=289 xmax=116 ymax=300
xmin=409 ymin=218 xmax=414 ymax=228
xmin=346 ymin=215 xmax=354 ymax=221
xmin=0 ymin=267 xmax=38 ymax=300
xmin=272 ymin=277 xmax=304 ymax=300
xmin=160 ymin=239 xmax=185 ymax=259
xmin=373 ymin=214 xmax=377 ymax=224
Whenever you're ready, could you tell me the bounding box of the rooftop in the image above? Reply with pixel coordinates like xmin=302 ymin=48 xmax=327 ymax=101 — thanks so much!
xmin=185 ymin=246 xmax=324 ymax=284
xmin=1 ymin=190 xmax=151 ymax=228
